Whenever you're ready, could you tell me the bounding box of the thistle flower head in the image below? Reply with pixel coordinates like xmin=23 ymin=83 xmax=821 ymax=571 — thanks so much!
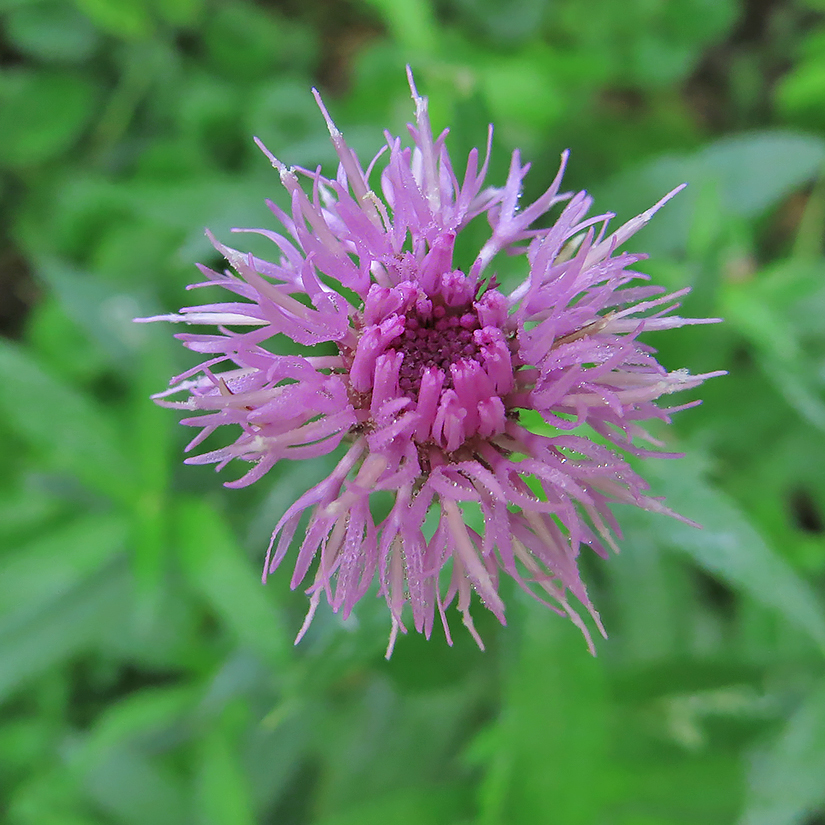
xmin=139 ymin=69 xmax=723 ymax=656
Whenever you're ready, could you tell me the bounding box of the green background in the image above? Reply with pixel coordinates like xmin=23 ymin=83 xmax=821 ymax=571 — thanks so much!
xmin=2 ymin=0 xmax=825 ymax=822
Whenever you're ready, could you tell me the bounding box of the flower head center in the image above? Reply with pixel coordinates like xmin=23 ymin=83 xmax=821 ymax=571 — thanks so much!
xmin=391 ymin=303 xmax=482 ymax=398
xmin=348 ymin=272 xmax=515 ymax=452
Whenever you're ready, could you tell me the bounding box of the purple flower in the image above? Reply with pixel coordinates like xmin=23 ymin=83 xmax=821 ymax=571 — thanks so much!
xmin=139 ymin=70 xmax=723 ymax=656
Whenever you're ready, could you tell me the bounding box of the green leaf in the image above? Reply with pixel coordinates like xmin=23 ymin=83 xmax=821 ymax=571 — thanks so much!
xmin=740 ymin=682 xmax=825 ymax=825
xmin=25 ymin=295 xmax=110 ymax=384
xmin=360 ymin=0 xmax=439 ymax=55
xmin=195 ymin=702 xmax=257 ymax=825
xmin=73 ymin=0 xmax=153 ymax=40
xmin=0 ymin=513 xmax=128 ymax=627
xmin=608 ymin=522 xmax=694 ymax=661
xmin=448 ymin=0 xmax=545 ymax=46
xmin=126 ymin=332 xmax=174 ymax=621
xmin=245 ymin=78 xmax=335 ymax=168
xmin=148 ymin=0 xmax=201 ymax=26
xmin=0 ymin=483 xmax=64 ymax=546
xmin=0 ymin=341 xmax=133 ymax=503
xmin=5 ymin=1 xmax=99 ymax=62
xmin=722 ymin=259 xmax=825 ymax=433
xmin=596 ymin=131 xmax=825 ymax=256
xmin=0 ymin=69 xmax=96 ymax=168
xmin=82 ymin=746 xmax=187 ymax=825
xmin=203 ymin=2 xmax=292 ymax=81
xmin=481 ymin=47 xmax=566 ymax=135
xmin=175 ymin=497 xmax=291 ymax=668
xmin=642 ymin=456 xmax=825 ymax=654
xmin=77 ymin=685 xmax=197 ymax=763
xmin=776 ymin=29 xmax=825 ymax=130
xmin=687 ymin=132 xmax=825 ymax=216
xmin=6 ymin=765 xmax=107 ymax=825
xmin=314 ymin=787 xmax=466 ymax=825
xmin=0 ymin=717 xmax=52 ymax=775
xmin=604 ymin=754 xmax=742 ymax=825
xmin=0 ymin=564 xmax=129 ymax=703
xmin=78 ymin=173 xmax=281 ymax=263
xmin=34 ymin=257 xmax=144 ymax=366
xmin=471 ymin=609 xmax=608 ymax=825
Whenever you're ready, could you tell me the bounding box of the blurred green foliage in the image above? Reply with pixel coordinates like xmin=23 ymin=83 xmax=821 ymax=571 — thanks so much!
xmin=1 ymin=0 xmax=825 ymax=823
